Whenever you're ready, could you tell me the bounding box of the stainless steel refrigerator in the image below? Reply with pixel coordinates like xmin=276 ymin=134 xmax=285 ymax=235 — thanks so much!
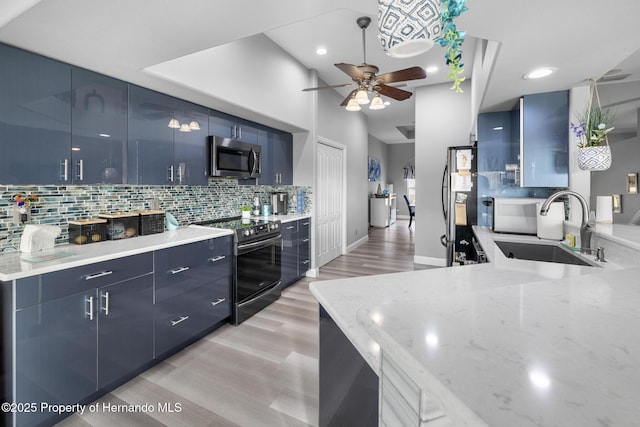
xmin=441 ymin=145 xmax=486 ymax=266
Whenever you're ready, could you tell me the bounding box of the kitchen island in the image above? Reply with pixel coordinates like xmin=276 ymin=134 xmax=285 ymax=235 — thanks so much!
xmin=310 ymin=226 xmax=639 ymax=426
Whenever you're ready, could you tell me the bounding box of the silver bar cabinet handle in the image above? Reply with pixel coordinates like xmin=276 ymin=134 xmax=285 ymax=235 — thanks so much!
xmin=210 ymin=298 xmax=226 ymax=307
xmin=169 ymin=266 xmax=190 ymax=275
xmin=170 ymin=315 xmax=189 ymax=326
xmin=101 ymin=291 xmax=110 ymax=315
xmin=84 ymin=270 xmax=113 ymax=281
xmin=86 ymin=296 xmax=94 ymax=321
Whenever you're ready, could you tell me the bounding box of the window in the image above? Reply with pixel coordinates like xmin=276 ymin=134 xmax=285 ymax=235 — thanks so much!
xmin=406 ymin=179 xmax=415 ymax=204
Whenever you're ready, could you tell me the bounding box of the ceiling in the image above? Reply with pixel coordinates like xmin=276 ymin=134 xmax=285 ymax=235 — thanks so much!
xmin=1 ymin=0 xmax=640 ymax=144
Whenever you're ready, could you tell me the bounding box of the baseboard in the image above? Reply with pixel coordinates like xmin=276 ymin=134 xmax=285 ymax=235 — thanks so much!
xmin=305 ymin=268 xmax=319 ymax=278
xmin=414 ymin=255 xmax=447 ymax=267
xmin=346 ymin=235 xmax=369 ymax=253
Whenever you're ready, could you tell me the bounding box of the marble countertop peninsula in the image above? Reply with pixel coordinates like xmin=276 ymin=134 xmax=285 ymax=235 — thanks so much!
xmin=0 ymin=226 xmax=233 ymax=281
xmin=310 ymin=226 xmax=639 ymax=426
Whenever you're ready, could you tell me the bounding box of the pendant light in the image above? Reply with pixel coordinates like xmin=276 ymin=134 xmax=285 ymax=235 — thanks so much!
xmin=179 ymin=123 xmax=192 ymax=132
xmin=345 ymin=98 xmax=362 ymax=111
xmin=188 ymin=120 xmax=201 ymax=130
xmin=369 ymin=95 xmax=386 ymax=110
xmin=378 ymin=0 xmax=442 ymax=58
xmin=355 ymin=89 xmax=370 ymax=104
xmin=168 ymin=118 xmax=180 ymax=129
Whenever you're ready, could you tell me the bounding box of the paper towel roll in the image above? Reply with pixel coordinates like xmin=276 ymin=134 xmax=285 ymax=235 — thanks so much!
xmin=596 ymin=196 xmax=613 ymax=223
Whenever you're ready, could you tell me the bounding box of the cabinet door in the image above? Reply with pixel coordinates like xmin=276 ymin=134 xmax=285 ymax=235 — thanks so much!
xmin=173 ymin=99 xmax=209 ymax=185
xmin=128 ymin=85 xmax=174 ymax=184
xmin=521 ymin=90 xmax=569 ymax=187
xmin=281 ymin=221 xmax=299 ymax=288
xmin=0 ymin=43 xmax=71 ymax=184
xmin=71 ymin=67 xmax=127 ymax=184
xmin=154 ymin=237 xmax=232 ymax=303
xmin=298 ymin=219 xmax=311 ymax=277
xmin=15 ymin=290 xmax=97 ymax=427
xmin=98 ymin=273 xmax=153 ymax=388
xmin=271 ymin=131 xmax=293 ymax=185
xmin=208 ymin=111 xmax=258 ymax=144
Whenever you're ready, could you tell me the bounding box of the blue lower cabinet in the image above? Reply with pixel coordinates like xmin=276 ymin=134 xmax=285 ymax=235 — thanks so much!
xmin=97 ymin=274 xmax=154 ymax=388
xmin=154 ymin=236 xmax=232 ymax=356
xmin=15 ymin=291 xmax=98 ymax=427
xmin=281 ymin=219 xmax=312 ymax=289
xmin=281 ymin=221 xmax=299 ymax=288
xmin=155 ymin=275 xmax=231 ymax=357
xmin=298 ymin=219 xmax=311 ymax=277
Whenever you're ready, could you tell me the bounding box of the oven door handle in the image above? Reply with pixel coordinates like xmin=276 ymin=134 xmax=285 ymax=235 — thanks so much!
xmin=237 ymin=234 xmax=282 ymax=254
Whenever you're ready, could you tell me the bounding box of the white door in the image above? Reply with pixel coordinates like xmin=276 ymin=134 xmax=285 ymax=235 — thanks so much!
xmin=316 ymin=141 xmax=344 ymax=267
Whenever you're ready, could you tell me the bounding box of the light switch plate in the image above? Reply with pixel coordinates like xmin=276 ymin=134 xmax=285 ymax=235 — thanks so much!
xmin=612 ymin=194 xmax=622 ymax=213
xmin=627 ymin=173 xmax=638 ymax=194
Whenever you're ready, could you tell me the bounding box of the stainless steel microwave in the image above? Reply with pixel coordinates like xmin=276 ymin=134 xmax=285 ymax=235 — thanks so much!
xmin=209 ymin=136 xmax=261 ymax=178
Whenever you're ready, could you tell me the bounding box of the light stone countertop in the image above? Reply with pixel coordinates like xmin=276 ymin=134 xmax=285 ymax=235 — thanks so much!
xmin=0 ymin=226 xmax=233 ymax=281
xmin=309 ymin=225 xmax=638 ymax=426
xmin=254 ymin=213 xmax=311 ymax=223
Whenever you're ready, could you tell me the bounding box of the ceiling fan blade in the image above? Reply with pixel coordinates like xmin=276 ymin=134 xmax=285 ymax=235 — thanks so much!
xmin=335 ymin=63 xmax=364 ymax=80
xmin=376 ymin=84 xmax=413 ymax=101
xmin=340 ymin=89 xmax=358 ymax=107
xmin=302 ymin=83 xmax=354 ymax=92
xmin=376 ymin=67 xmax=427 ymax=84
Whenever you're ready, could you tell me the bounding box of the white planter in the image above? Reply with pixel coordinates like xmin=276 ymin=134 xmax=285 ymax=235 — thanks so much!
xmin=241 ymin=210 xmax=251 ymax=219
xmin=578 ymin=145 xmax=612 ymax=171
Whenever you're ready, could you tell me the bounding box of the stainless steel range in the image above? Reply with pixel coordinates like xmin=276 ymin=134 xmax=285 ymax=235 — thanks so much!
xmin=195 ymin=217 xmax=282 ymax=324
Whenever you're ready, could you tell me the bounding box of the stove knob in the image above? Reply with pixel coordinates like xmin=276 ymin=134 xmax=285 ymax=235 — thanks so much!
xmin=250 ymin=229 xmax=255 ymax=234
xmin=243 ymin=230 xmax=251 ymax=237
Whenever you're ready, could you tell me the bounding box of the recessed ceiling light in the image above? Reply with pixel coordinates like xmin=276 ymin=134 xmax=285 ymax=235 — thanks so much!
xmin=383 ymin=101 xmax=391 ymax=106
xmin=426 ymin=66 xmax=438 ymax=74
xmin=523 ymin=67 xmax=558 ymax=80
xmin=316 ymin=47 xmax=327 ymax=55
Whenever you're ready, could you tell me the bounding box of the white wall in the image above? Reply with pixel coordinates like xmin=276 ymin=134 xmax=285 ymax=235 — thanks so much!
xmin=388 ymin=143 xmax=415 ymax=216
xmin=368 ymin=135 xmax=389 ymax=195
xmin=414 ymin=81 xmax=472 ymax=265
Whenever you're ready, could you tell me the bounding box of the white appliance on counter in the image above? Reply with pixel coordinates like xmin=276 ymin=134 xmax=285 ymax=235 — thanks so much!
xmin=492 ymin=198 xmax=546 ymax=235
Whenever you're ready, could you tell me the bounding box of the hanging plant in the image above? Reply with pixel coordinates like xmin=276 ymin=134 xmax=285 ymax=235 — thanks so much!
xmin=436 ymin=0 xmax=468 ymax=93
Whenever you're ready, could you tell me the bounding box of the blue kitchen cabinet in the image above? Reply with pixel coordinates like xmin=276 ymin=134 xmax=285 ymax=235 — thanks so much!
xmin=270 ymin=131 xmax=293 ymax=185
xmin=154 ymin=236 xmax=233 ymax=356
xmin=11 ymin=252 xmax=153 ymax=427
xmin=521 ymin=90 xmax=569 ymax=187
xmin=208 ymin=110 xmax=259 ymax=144
xmin=97 ymin=274 xmax=154 ymax=388
xmin=298 ymin=218 xmax=311 ymax=277
xmin=281 ymin=219 xmax=311 ymax=289
xmin=15 ymin=289 xmax=97 ymax=427
xmin=281 ymin=221 xmax=299 ymax=288
xmin=173 ymin=99 xmax=209 ymax=185
xmin=127 ymin=85 xmax=175 ymax=184
xmin=71 ymin=67 xmax=127 ymax=184
xmin=0 ymin=42 xmax=71 ymax=184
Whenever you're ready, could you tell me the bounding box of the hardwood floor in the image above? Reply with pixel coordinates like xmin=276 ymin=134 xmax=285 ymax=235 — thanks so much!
xmin=57 ymin=220 xmax=423 ymax=427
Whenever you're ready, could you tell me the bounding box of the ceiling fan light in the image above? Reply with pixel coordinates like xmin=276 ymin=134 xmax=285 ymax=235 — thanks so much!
xmin=369 ymin=95 xmax=386 ymax=110
xmin=345 ymin=98 xmax=362 ymax=111
xmin=355 ymin=89 xmax=370 ymax=104
xmin=189 ymin=120 xmax=200 ymax=130
xmin=179 ymin=123 xmax=192 ymax=132
xmin=168 ymin=118 xmax=180 ymax=129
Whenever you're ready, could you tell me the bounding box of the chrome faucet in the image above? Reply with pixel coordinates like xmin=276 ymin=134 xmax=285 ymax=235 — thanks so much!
xmin=539 ymin=190 xmax=595 ymax=254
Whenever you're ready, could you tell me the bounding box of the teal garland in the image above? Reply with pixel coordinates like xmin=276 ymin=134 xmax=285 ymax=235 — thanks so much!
xmin=436 ymin=0 xmax=468 ymax=93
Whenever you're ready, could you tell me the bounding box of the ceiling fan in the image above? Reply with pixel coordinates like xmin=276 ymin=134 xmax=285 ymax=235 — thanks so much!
xmin=302 ymin=16 xmax=427 ymax=110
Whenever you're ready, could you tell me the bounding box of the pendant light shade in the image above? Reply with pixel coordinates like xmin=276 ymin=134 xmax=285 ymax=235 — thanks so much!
xmin=378 ymin=0 xmax=441 ymax=58
xmin=355 ymin=89 xmax=370 ymax=104
xmin=345 ymin=98 xmax=362 ymax=111
xmin=168 ymin=118 xmax=180 ymax=129
xmin=369 ymin=95 xmax=386 ymax=110
xmin=179 ymin=123 xmax=191 ymax=132
xmin=189 ymin=120 xmax=201 ymax=130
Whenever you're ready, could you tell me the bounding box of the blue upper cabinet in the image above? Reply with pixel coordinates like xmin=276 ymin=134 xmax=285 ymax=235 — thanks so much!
xmin=127 ymin=85 xmax=175 ymax=184
xmin=521 ymin=90 xmax=569 ymax=188
xmin=71 ymin=68 xmax=127 ymax=184
xmin=270 ymin=131 xmax=293 ymax=185
xmin=173 ymin=99 xmax=209 ymax=185
xmin=209 ymin=110 xmax=258 ymax=144
xmin=0 ymin=43 xmax=71 ymax=184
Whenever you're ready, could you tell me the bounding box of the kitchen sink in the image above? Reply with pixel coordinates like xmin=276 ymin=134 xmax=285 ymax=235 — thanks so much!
xmin=495 ymin=241 xmax=599 ymax=267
